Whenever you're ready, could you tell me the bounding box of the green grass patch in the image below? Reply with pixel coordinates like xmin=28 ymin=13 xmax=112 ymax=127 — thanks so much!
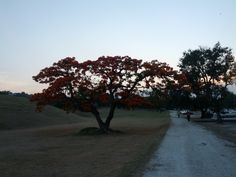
xmin=0 ymin=95 xmax=88 ymax=130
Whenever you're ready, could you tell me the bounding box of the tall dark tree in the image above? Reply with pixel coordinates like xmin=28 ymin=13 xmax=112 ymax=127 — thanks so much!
xmin=178 ymin=42 xmax=236 ymax=122
xmin=223 ymin=91 xmax=236 ymax=109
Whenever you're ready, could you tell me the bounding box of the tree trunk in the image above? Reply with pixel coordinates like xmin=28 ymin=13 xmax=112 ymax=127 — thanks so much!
xmin=104 ymin=102 xmax=116 ymax=131
xmin=91 ymin=105 xmax=107 ymax=132
xmin=91 ymin=102 xmax=117 ymax=133
xmin=90 ymin=93 xmax=117 ymax=133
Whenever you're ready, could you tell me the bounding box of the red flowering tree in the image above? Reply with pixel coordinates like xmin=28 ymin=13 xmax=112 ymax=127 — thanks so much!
xmin=32 ymin=56 xmax=177 ymax=132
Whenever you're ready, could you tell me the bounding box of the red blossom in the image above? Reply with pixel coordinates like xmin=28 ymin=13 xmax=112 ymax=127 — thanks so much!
xmin=31 ymin=56 xmax=180 ymax=130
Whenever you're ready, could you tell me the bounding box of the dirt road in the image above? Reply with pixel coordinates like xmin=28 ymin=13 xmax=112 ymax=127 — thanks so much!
xmin=142 ymin=111 xmax=236 ymax=177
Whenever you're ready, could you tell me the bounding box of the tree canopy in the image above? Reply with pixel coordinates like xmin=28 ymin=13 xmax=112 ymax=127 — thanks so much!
xmin=32 ymin=56 xmax=179 ymax=132
xmin=178 ymin=42 xmax=236 ymax=121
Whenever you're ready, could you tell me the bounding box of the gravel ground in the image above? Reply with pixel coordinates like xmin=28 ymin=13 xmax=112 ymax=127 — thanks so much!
xmin=142 ymin=111 xmax=236 ymax=177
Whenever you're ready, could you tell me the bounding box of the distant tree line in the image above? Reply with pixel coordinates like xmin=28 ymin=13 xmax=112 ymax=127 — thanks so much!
xmin=0 ymin=90 xmax=30 ymax=97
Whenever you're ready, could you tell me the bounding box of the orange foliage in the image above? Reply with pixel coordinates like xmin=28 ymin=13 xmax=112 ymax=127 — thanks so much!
xmin=122 ymin=95 xmax=150 ymax=109
xmin=32 ymin=56 xmax=179 ymax=112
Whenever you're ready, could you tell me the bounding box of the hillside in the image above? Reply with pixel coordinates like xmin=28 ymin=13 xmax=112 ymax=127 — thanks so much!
xmin=0 ymin=95 xmax=90 ymax=130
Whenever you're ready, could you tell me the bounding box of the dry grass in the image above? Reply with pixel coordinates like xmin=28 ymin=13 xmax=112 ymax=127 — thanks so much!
xmin=0 ymin=95 xmax=87 ymax=130
xmin=0 ymin=95 xmax=170 ymax=177
xmin=195 ymin=121 xmax=236 ymax=145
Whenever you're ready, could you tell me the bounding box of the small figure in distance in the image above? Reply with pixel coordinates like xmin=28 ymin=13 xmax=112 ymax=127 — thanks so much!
xmin=177 ymin=110 xmax=180 ymax=118
xmin=187 ymin=111 xmax=191 ymax=122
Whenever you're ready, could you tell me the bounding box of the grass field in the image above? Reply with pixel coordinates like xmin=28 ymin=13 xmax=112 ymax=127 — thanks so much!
xmin=0 ymin=95 xmax=86 ymax=130
xmin=195 ymin=121 xmax=236 ymax=145
xmin=0 ymin=95 xmax=170 ymax=177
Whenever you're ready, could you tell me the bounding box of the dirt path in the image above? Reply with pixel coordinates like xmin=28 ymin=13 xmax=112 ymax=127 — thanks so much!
xmin=142 ymin=111 xmax=236 ymax=177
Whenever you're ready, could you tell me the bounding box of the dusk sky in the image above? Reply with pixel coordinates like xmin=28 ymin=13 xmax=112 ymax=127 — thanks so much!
xmin=1 ymin=0 xmax=236 ymax=93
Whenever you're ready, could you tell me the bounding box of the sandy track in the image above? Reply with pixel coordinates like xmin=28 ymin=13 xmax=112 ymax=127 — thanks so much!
xmin=142 ymin=111 xmax=236 ymax=177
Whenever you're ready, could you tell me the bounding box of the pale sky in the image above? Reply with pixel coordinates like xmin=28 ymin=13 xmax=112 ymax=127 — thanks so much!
xmin=1 ymin=0 xmax=236 ymax=93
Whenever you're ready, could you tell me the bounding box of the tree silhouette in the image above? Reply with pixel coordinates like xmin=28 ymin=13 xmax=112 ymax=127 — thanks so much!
xmin=32 ymin=56 xmax=178 ymax=132
xmin=179 ymin=42 xmax=236 ymax=122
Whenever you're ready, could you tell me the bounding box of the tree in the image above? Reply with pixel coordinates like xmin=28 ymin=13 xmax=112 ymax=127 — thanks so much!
xmin=32 ymin=56 xmax=178 ymax=132
xmin=148 ymin=74 xmax=190 ymax=110
xmin=223 ymin=91 xmax=236 ymax=109
xmin=0 ymin=90 xmax=12 ymax=95
xmin=178 ymin=42 xmax=236 ymax=122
